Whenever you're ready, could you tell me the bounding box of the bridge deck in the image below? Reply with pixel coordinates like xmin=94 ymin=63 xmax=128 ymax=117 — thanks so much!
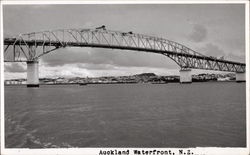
xmin=3 ymin=28 xmax=245 ymax=73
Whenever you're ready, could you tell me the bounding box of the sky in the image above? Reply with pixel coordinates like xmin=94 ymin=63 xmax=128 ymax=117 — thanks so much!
xmin=3 ymin=4 xmax=246 ymax=79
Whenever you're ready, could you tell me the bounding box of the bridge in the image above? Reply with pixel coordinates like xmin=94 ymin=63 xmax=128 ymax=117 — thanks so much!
xmin=4 ymin=27 xmax=246 ymax=87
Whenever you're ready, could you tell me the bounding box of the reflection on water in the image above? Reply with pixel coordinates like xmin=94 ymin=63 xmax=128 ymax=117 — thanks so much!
xmin=5 ymin=82 xmax=246 ymax=148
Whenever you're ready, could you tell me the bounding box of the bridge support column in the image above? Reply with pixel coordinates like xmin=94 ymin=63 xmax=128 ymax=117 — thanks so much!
xmin=236 ymin=72 xmax=246 ymax=82
xmin=27 ymin=60 xmax=39 ymax=87
xmin=180 ymin=69 xmax=192 ymax=84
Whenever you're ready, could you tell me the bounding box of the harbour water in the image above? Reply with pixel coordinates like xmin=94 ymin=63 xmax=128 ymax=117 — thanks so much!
xmin=4 ymin=82 xmax=246 ymax=148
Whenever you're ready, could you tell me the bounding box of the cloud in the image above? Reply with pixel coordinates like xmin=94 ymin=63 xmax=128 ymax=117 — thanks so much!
xmin=41 ymin=47 xmax=177 ymax=69
xmin=197 ymin=43 xmax=245 ymax=63
xmin=76 ymin=63 xmax=117 ymax=70
xmin=4 ymin=72 xmax=26 ymax=80
xmin=199 ymin=43 xmax=225 ymax=57
xmin=227 ymin=52 xmax=245 ymax=62
xmin=39 ymin=64 xmax=92 ymax=78
xmin=4 ymin=63 xmax=26 ymax=73
xmin=38 ymin=63 xmax=179 ymax=78
xmin=189 ymin=24 xmax=207 ymax=42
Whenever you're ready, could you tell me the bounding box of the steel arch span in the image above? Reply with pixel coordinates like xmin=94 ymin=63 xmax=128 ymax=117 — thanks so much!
xmin=4 ymin=27 xmax=245 ymax=73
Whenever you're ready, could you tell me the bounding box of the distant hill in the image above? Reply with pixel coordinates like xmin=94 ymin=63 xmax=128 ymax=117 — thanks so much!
xmin=134 ymin=73 xmax=157 ymax=77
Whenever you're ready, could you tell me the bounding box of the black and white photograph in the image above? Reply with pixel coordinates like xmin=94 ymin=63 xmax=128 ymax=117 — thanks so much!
xmin=1 ymin=1 xmax=249 ymax=155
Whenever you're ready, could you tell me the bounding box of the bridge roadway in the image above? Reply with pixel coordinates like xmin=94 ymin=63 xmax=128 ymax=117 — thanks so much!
xmin=4 ymin=28 xmax=246 ymax=86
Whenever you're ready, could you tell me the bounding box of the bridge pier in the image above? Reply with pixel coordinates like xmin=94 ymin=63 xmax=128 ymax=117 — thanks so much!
xmin=179 ymin=69 xmax=192 ymax=84
xmin=236 ymin=72 xmax=246 ymax=82
xmin=27 ymin=60 xmax=39 ymax=87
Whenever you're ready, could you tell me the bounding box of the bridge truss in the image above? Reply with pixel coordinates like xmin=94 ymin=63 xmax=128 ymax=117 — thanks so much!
xmin=4 ymin=28 xmax=245 ymax=73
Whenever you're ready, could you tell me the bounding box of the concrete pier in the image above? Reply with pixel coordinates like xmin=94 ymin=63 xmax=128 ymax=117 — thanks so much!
xmin=236 ymin=72 xmax=246 ymax=82
xmin=180 ymin=69 xmax=192 ymax=83
xmin=27 ymin=61 xmax=39 ymax=87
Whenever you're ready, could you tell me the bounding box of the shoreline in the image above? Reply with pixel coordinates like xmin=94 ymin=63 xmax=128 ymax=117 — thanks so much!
xmin=4 ymin=80 xmax=243 ymax=86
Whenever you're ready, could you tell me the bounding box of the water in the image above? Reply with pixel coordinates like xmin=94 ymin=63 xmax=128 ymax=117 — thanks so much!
xmin=5 ymin=82 xmax=246 ymax=148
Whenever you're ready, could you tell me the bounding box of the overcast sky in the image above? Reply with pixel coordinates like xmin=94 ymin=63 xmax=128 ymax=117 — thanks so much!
xmin=3 ymin=4 xmax=245 ymax=79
